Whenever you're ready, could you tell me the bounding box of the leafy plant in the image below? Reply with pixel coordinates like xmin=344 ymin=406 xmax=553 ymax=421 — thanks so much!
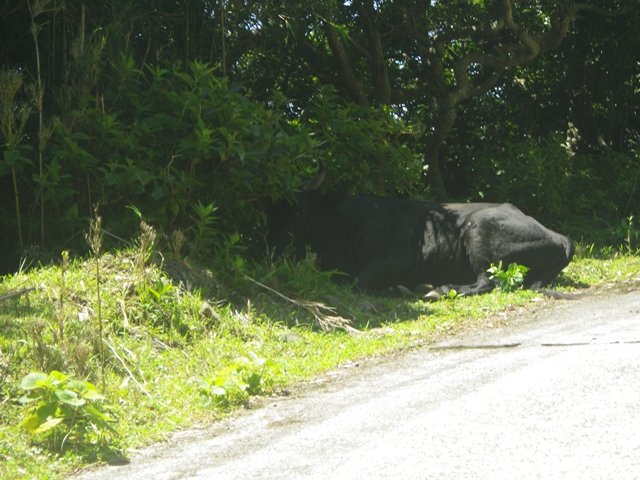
xmin=261 ymin=252 xmax=340 ymax=296
xmin=85 ymin=208 xmax=106 ymax=388
xmin=487 ymin=261 xmax=530 ymax=292
xmin=302 ymin=86 xmax=421 ymax=197
xmin=607 ymin=215 xmax=639 ymax=253
xmin=136 ymin=277 xmax=191 ymax=336
xmin=197 ymin=353 xmax=276 ymax=409
xmin=445 ymin=289 xmax=461 ymax=300
xmin=0 ymin=69 xmax=33 ymax=251
xmin=189 ymin=201 xmax=219 ymax=252
xmin=17 ymin=371 xmax=117 ymax=449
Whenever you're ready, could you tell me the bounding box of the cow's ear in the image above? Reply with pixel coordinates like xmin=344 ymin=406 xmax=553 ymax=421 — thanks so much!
xmin=322 ymin=191 xmax=348 ymax=209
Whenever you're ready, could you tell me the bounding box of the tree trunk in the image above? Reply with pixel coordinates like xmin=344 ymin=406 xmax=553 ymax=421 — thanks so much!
xmin=324 ymin=22 xmax=370 ymax=107
xmin=424 ymin=106 xmax=457 ymax=200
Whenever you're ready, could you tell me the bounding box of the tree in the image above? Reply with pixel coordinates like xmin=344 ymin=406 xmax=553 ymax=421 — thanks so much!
xmin=564 ymin=8 xmax=640 ymax=153
xmin=231 ymin=0 xmax=636 ymax=198
xmin=440 ymin=2 xmax=640 ymax=204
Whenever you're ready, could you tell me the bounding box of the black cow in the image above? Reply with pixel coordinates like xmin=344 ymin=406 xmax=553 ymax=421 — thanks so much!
xmin=267 ymin=165 xmax=574 ymax=297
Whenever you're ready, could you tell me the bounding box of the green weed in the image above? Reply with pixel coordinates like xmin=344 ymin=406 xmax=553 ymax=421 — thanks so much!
xmin=18 ymin=371 xmax=117 ymax=451
xmin=196 ymin=353 xmax=278 ymax=409
xmin=609 ymin=215 xmax=639 ymax=253
xmin=487 ymin=261 xmax=530 ymax=292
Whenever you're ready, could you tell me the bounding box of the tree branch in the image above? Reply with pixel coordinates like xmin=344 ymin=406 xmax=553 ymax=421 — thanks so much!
xmin=356 ymin=0 xmax=391 ymax=105
xmin=501 ymin=0 xmax=539 ymax=59
xmin=323 ymin=20 xmax=370 ymax=107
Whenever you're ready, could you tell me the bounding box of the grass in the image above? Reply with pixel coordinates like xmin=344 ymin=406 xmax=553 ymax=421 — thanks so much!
xmin=0 ymin=239 xmax=639 ymax=480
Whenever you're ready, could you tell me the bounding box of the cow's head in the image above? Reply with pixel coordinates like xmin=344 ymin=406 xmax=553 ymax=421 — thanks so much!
xmin=266 ymin=161 xmax=345 ymax=258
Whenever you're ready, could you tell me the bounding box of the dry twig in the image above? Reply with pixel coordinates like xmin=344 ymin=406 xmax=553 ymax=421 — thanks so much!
xmin=242 ymin=274 xmax=359 ymax=333
xmin=0 ymin=287 xmax=36 ymax=302
xmin=102 ymin=339 xmax=152 ymax=399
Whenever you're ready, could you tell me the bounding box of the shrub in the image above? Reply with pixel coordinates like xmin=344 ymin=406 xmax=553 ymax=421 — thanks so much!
xmin=18 ymin=371 xmax=117 ymax=451
xmin=487 ymin=261 xmax=529 ymax=292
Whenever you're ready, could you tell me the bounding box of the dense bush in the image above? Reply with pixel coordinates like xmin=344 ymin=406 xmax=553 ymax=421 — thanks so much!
xmin=41 ymin=60 xmax=314 ymax=250
xmin=0 ymin=57 xmax=422 ymax=275
xmin=299 ymin=86 xmax=422 ymax=197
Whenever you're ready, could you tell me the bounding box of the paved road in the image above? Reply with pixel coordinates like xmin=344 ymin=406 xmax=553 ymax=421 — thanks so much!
xmin=80 ymin=289 xmax=640 ymax=480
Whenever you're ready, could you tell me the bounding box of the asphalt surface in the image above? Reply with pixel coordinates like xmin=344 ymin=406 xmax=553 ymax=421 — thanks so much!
xmin=79 ymin=288 xmax=640 ymax=480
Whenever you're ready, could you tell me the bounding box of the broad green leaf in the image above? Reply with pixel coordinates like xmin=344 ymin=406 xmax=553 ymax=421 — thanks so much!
xmin=65 ymin=203 xmax=79 ymax=221
xmin=20 ymin=372 xmax=47 ymax=390
xmin=34 ymin=417 xmax=64 ymax=434
xmin=17 ymin=392 xmax=40 ymax=404
xmin=19 ymin=414 xmax=43 ymax=432
xmin=174 ymin=71 xmax=195 ymax=87
xmin=55 ymin=389 xmax=85 ymax=406
xmin=211 ymin=386 xmax=226 ymax=397
xmin=66 ymin=379 xmax=88 ymax=393
xmin=70 ymin=132 xmax=90 ymax=140
xmin=48 ymin=371 xmax=69 ymax=385
xmin=68 ymin=379 xmax=105 ymax=400
xmin=36 ymin=401 xmax=58 ymax=420
xmin=81 ymin=389 xmax=105 ymax=401
xmin=3 ymin=149 xmax=21 ymax=166
xmin=246 ymin=373 xmax=263 ymax=393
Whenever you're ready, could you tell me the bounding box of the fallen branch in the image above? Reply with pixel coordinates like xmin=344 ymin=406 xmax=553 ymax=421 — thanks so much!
xmin=242 ymin=274 xmax=359 ymax=333
xmin=102 ymin=339 xmax=152 ymax=399
xmin=0 ymin=287 xmax=36 ymax=302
